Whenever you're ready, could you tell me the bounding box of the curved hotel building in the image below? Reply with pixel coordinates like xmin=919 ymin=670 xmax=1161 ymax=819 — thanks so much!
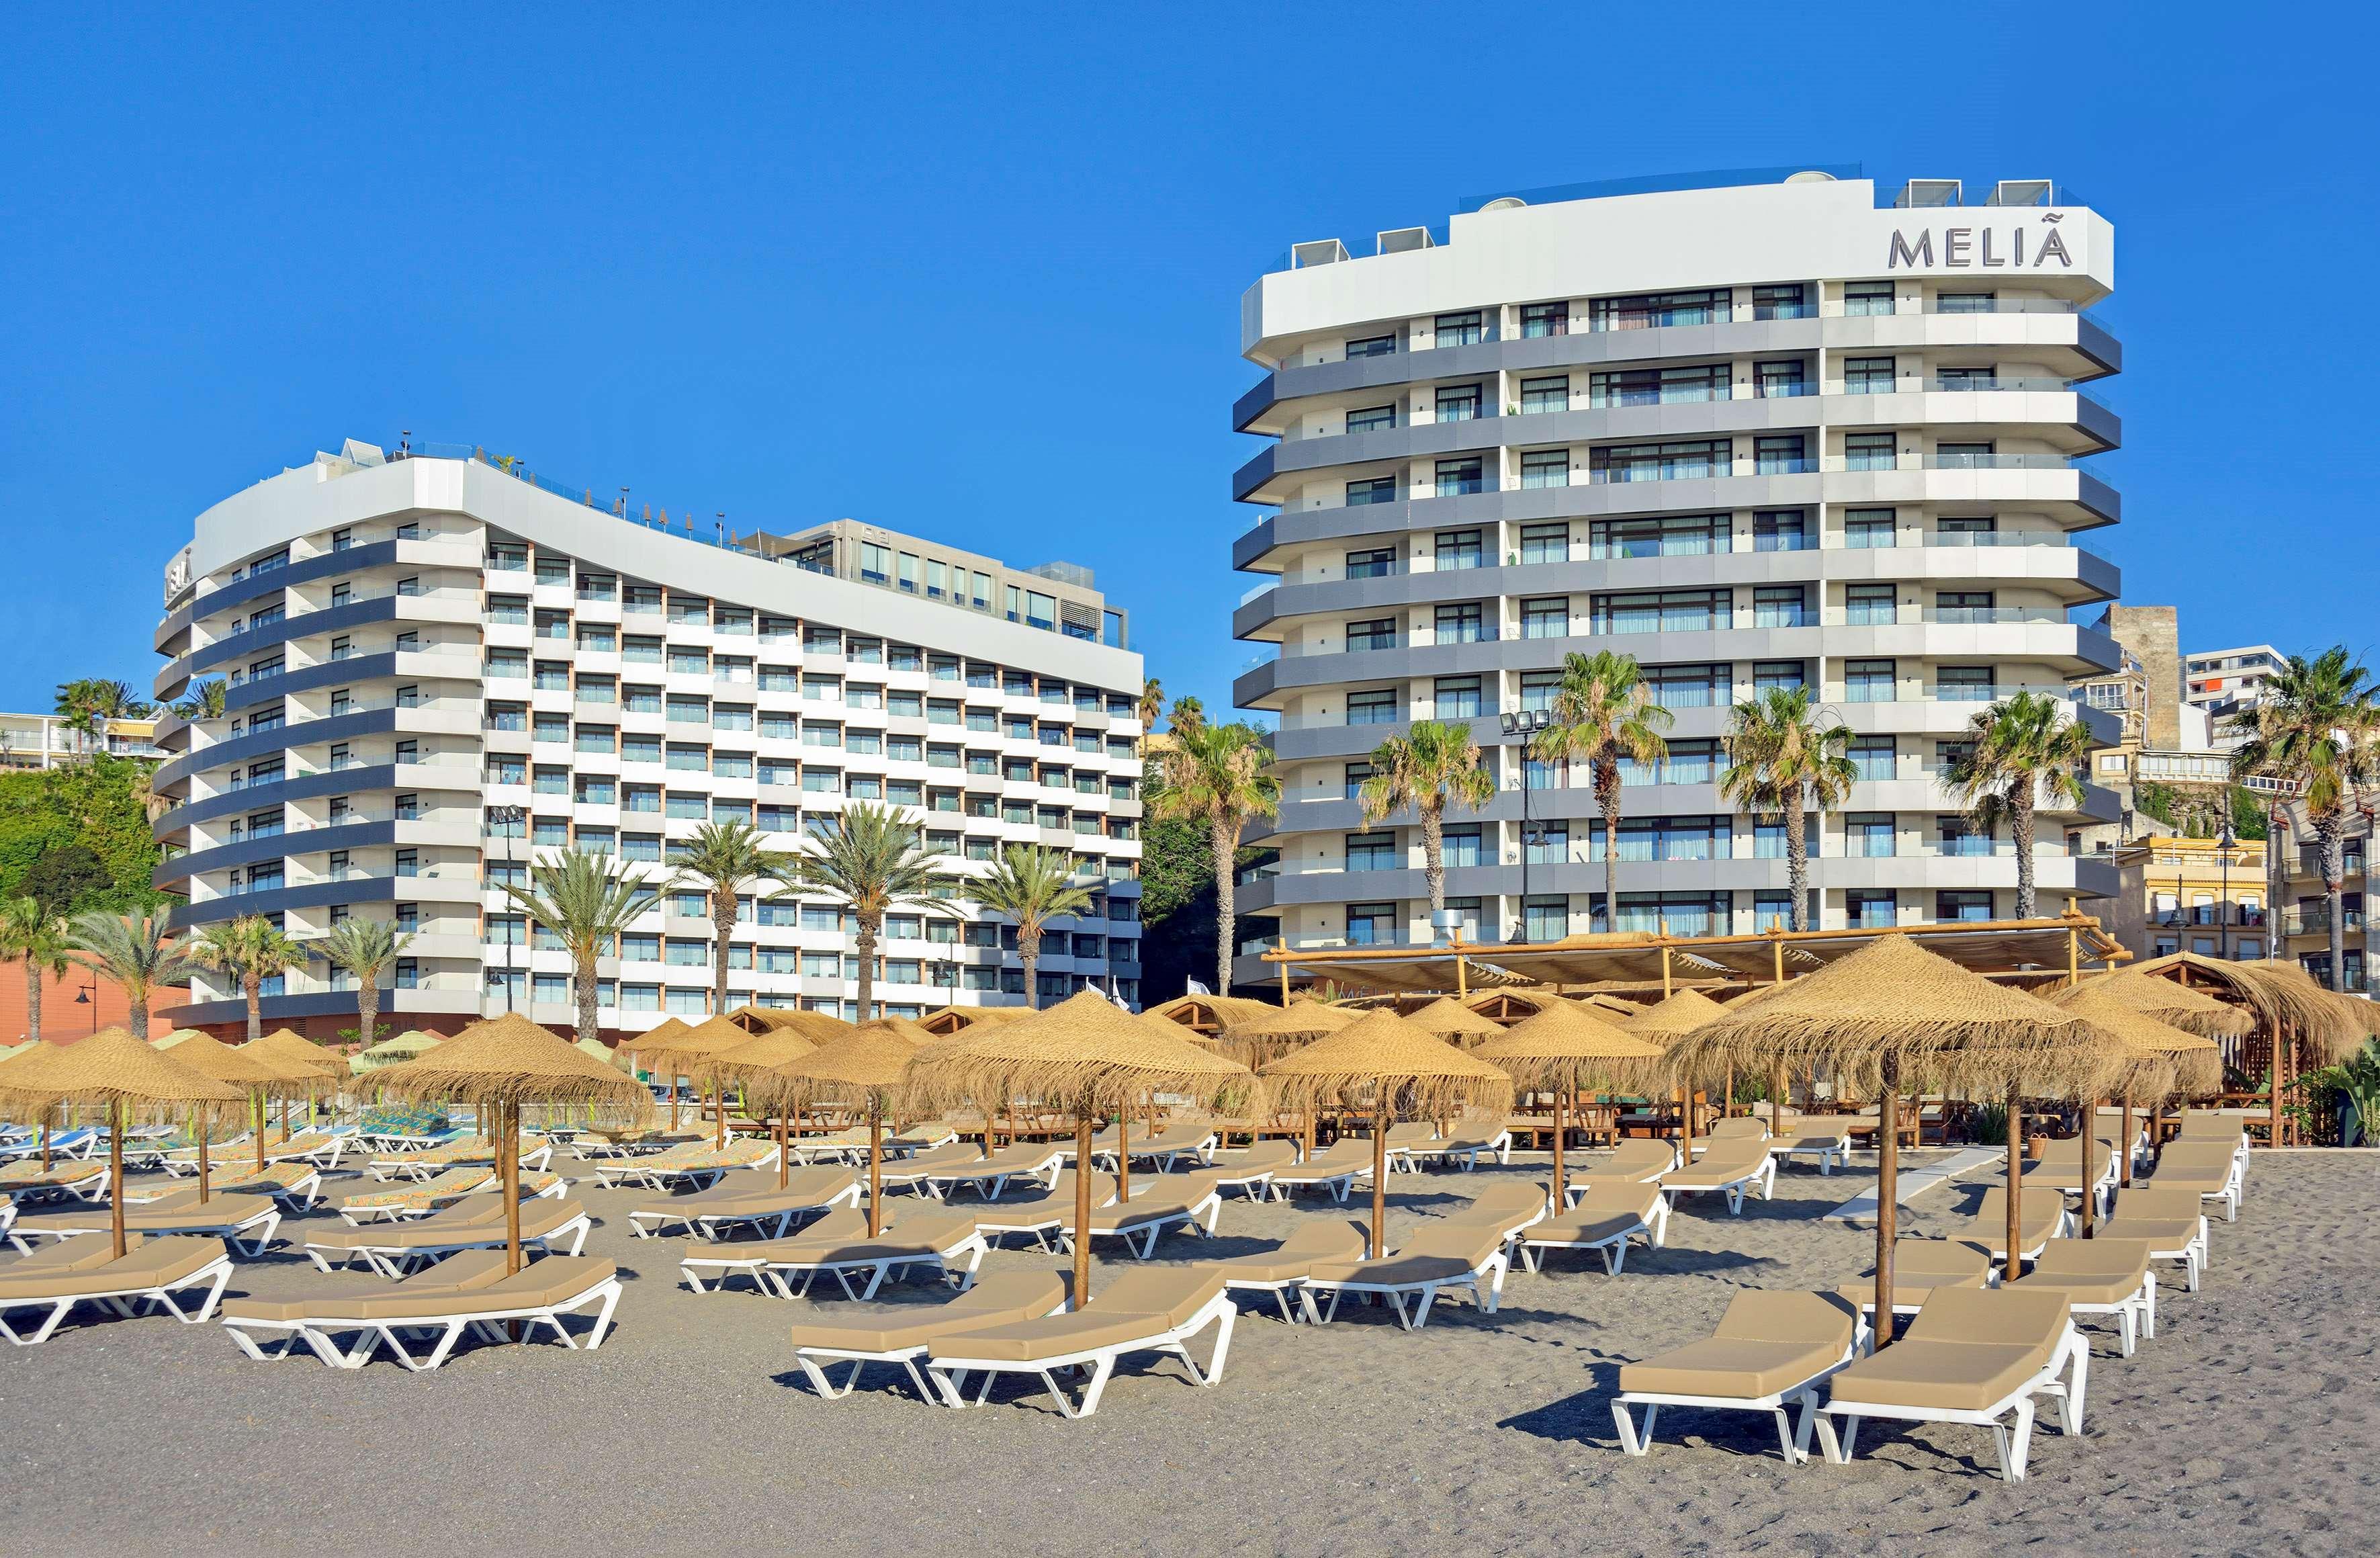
xmin=149 ymin=446 xmax=1145 ymax=1035
xmin=1229 ymin=170 xmax=2124 ymax=985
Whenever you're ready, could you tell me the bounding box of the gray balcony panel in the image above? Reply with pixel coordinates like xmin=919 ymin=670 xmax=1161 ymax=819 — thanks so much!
xmin=155 ymin=763 xmax=404 ymax=842
xmin=159 ymin=595 xmax=402 ymax=700
xmin=152 ymin=709 xmax=399 ymax=793
xmin=168 ymin=875 xmax=402 ymax=931
xmin=222 ymin=652 xmax=400 ymax=714
xmin=159 ymin=821 xmax=399 ymax=888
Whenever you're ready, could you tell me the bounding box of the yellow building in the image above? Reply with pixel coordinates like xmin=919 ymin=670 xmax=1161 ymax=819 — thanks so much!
xmin=2273 ymin=801 xmax=2371 ymax=992
xmin=2111 ymin=834 xmax=2269 ymax=963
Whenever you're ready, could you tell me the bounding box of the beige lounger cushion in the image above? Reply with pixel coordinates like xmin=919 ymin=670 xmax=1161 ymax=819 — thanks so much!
xmin=634 ymin=1170 xmax=856 ymax=1220
xmin=2016 ymin=1238 xmax=2153 ymax=1305
xmin=1968 ymin=1189 xmax=2066 ymax=1252
xmin=1221 ymin=1141 xmax=1296 ymax=1173
xmin=975 ymin=1172 xmax=1116 ymax=1229
xmin=1826 ymin=1287 xmax=2068 ymax=1412
xmin=878 ymin=1145 xmax=981 ymax=1176
xmin=1086 ymin=1172 xmax=1224 ymax=1231
xmin=1668 ymin=1143 xmax=1771 ymax=1187
xmin=1273 ymin=1141 xmax=1373 ymax=1178
xmin=789 ymin=1270 xmax=1068 ymax=1354
xmin=926 ymin=1266 xmax=1226 ymax=1362
xmin=309 ymin=1199 xmax=585 ymax=1254
xmin=0 ymin=1234 xmax=220 ymax=1300
xmin=14 ymin=1193 xmax=274 ymax=1238
xmin=1306 ymin=1221 xmax=1504 ymax=1287
xmin=223 ymin=1250 xmax=515 ymax=1323
xmin=234 ymin=1256 xmax=616 ymax=1324
xmin=1621 ymin=1290 xmax=1855 ymax=1397
xmin=754 ymin=1209 xmax=977 ymax=1264
xmin=1836 ymin=1238 xmax=1994 ymax=1309
xmin=1708 ymin=1117 xmax=1770 ymax=1140
xmin=2111 ymin=1186 xmax=2202 ymax=1221
xmin=1597 ymin=1141 xmax=1677 ymax=1182
xmin=1530 ymin=1182 xmax=1661 ymax=1244
xmin=1213 ymin=1220 xmax=1367 ymax=1283
xmin=1442 ymin=1182 xmax=1546 ymax=1229
xmin=934 ymin=1144 xmax=1057 ymax=1178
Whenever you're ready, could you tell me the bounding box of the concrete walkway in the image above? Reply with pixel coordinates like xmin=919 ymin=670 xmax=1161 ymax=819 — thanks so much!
xmin=1822 ymin=1145 xmax=2004 ymax=1222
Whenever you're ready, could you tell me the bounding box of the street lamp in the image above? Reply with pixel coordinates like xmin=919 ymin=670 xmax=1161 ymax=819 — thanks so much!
xmin=74 ymin=979 xmax=97 ymax=1035
xmin=1499 ymin=708 xmax=1554 ymax=941
xmin=488 ymin=804 xmax=527 ymax=1012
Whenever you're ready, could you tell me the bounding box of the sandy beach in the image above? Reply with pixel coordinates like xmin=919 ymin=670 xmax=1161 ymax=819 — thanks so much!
xmin=3 ymin=1146 xmax=2371 ymax=1558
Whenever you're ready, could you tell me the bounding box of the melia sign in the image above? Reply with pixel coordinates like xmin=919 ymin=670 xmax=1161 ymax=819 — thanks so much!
xmin=1888 ymin=213 xmax=2074 ymax=271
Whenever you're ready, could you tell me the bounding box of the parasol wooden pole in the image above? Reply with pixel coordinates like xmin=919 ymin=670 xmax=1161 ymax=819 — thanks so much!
xmin=2119 ymin=1099 xmax=2134 ymax=1188
xmin=2079 ymin=1100 xmax=2097 ymax=1238
xmin=2269 ymin=1023 xmax=2285 ymax=1150
xmin=108 ymin=1098 xmax=127 ymax=1260
xmin=1116 ymin=1108 xmax=1131 ymax=1201
xmin=777 ymin=1109 xmax=790 ymax=1188
xmin=1278 ymin=961 xmax=1291 ymax=1005
xmin=1550 ymin=1080 xmax=1567 ymax=1210
xmin=503 ymin=1097 xmax=522 ymax=1275
xmin=1724 ymin=1062 xmax=1734 ymax=1119
xmin=257 ymin=1088 xmax=269 ymax=1174
xmin=1874 ymin=1053 xmax=1900 ymax=1348
xmin=1661 ymin=946 xmax=1673 ymax=998
xmin=670 ymin=1071 xmax=681 ymax=1133
xmin=197 ymin=1129 xmax=210 ymax=1205
xmin=1370 ymin=1094 xmax=1390 ymax=1260
xmin=38 ymin=1120 xmax=49 ymax=1173
xmin=2004 ymin=1084 xmax=2024 ymax=1285
xmin=867 ymin=1096 xmax=885 ymax=1237
xmin=1771 ymin=1059 xmax=1786 ymax=1137
xmin=1071 ymin=1113 xmax=1094 ymax=1304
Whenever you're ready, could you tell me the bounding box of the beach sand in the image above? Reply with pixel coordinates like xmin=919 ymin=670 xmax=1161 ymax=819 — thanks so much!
xmin=3 ymin=1145 xmax=2370 ymax=1558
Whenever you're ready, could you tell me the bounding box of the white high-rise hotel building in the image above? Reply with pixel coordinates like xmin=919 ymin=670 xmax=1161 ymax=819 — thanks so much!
xmin=1229 ymin=170 xmax=2124 ymax=984
xmin=150 ymin=445 xmax=1145 ymax=1035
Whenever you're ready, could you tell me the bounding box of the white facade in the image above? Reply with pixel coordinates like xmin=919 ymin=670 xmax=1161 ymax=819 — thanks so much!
xmin=2185 ymin=644 xmax=2287 ymax=726
xmin=150 ymin=445 xmax=1144 ymax=1031
xmin=1229 ymin=171 xmax=2125 ymax=983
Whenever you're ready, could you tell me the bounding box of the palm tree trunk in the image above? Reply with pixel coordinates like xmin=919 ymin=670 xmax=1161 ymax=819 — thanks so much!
xmin=245 ymin=973 xmax=263 ymax=1043
xmin=2011 ymin=791 xmax=2038 ymax=918
xmin=25 ymin=963 xmax=40 ymax=1043
xmin=129 ymin=994 xmax=148 ymax=1040
xmin=854 ymin=920 xmax=879 ymax=1023
xmin=574 ymin=953 xmax=599 ymax=1044
xmin=1596 ymin=763 xmax=1623 ymax=933
xmin=1020 ymin=927 xmax=1041 ymax=1010
xmin=1783 ymin=799 xmax=1809 ymax=932
xmin=1421 ymin=802 xmax=1446 ymax=918
xmin=2322 ymin=816 xmax=2347 ymax=992
xmin=356 ymin=973 xmax=380 ymax=1055
xmin=1210 ymin=817 xmax=1237 ymax=995
xmin=712 ymin=894 xmax=736 ymax=1016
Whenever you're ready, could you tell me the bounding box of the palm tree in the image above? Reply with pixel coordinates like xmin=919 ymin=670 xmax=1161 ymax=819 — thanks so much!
xmin=313 ymin=916 xmax=414 ymax=1053
xmin=1137 ymin=677 xmax=1165 ymax=737
xmin=783 ymin=803 xmax=953 ymax=1023
xmin=52 ymin=679 xmax=151 ymax=746
xmin=671 ymin=819 xmax=795 ymax=1018
xmin=966 ymin=845 xmax=1097 ymax=1009
xmin=1530 ymin=651 xmax=1673 ymax=932
xmin=1719 ymin=686 xmax=1857 ymax=932
xmin=2229 ymin=648 xmax=2380 ymax=988
xmin=0 ymin=898 xmax=73 ymax=1042
xmin=171 ymin=679 xmax=228 ymax=720
xmin=1147 ymin=722 xmax=1280 ymax=994
xmin=1944 ymin=691 xmax=2097 ymax=919
xmin=499 ymin=848 xmax=658 ymax=1045
xmin=1357 ymin=721 xmax=1495 ymax=922
xmin=1167 ymin=695 xmax=1207 ymax=739
xmin=189 ymin=915 xmax=307 ymax=1041
xmin=65 ymin=911 xmax=193 ymax=1039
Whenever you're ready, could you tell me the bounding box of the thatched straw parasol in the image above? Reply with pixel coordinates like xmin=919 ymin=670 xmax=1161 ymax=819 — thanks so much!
xmin=1474 ymin=1000 xmax=1662 ymax=1206
xmin=365 ymin=1011 xmax=650 ymax=1270
xmin=707 ymin=1026 xmax=821 ymax=1185
xmin=1617 ymin=988 xmax=1733 ymax=1156
xmin=1260 ymin=1010 xmax=1512 ymax=1260
xmin=1146 ymin=992 xmax=1278 ymax=1037
xmin=908 ymin=990 xmax=1255 ymax=1300
xmin=2053 ymin=978 xmax=2223 ymax=1189
xmin=1405 ymin=996 xmax=1507 ymax=1045
xmin=351 ymin=1028 xmax=444 ymax=1073
xmin=640 ymin=1014 xmax=757 ymax=1143
xmin=161 ymin=1033 xmax=305 ymax=1192
xmin=618 ymin=1015 xmax=693 ymax=1057
xmin=739 ymin=1024 xmax=916 ymax=1231
xmin=1672 ymin=935 xmax=2131 ymax=1335
xmin=150 ymin=1029 xmax=210 ymax=1051
xmin=247 ymin=1027 xmax=349 ymax=1080
xmin=1220 ymin=998 xmax=1355 ymax=1065
xmin=2133 ymin=950 xmax=2365 ymax=1148
xmin=2089 ymin=970 xmax=2254 ymax=1041
xmin=0 ymin=1029 xmax=244 ymax=1256
xmin=918 ymin=1003 xmax=1029 ymax=1037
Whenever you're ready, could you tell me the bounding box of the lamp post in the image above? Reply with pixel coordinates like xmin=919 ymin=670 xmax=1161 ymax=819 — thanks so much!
xmin=1499 ymin=707 xmax=1554 ymax=942
xmin=75 ymin=978 xmax=97 ymax=1035
xmin=2218 ymin=809 xmax=2236 ymax=961
xmin=488 ymin=804 xmax=527 ymax=1013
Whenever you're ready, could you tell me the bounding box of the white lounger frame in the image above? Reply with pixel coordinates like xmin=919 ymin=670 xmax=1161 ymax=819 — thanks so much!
xmin=1069 ymin=1186 xmax=1223 ymax=1260
xmin=221 ymin=1272 xmax=623 ymax=1371
xmin=914 ymin=1149 xmax=1063 ymax=1202
xmin=11 ymin=1203 xmax=281 ymax=1260
xmin=679 ymin=1229 xmax=989 ymax=1299
xmin=1614 ymin=1319 xmax=1871 ymax=1464
xmin=1663 ymin=1156 xmax=1778 ymax=1215
xmin=304 ymin=1211 xmax=593 ymax=1279
xmin=1515 ymin=1201 xmax=1667 ymax=1276
xmin=0 ymin=1252 xmax=234 ymax=1346
xmin=793 ymin=1295 xmax=1071 ymax=1401
xmin=627 ymin=1180 xmax=861 ymax=1241
xmin=1409 ymin=1131 xmax=1513 ymax=1172
xmin=1300 ymin=1246 xmax=1510 ymax=1330
xmin=1771 ymin=1131 xmax=1852 ymax=1175
xmin=1094 ymin=1130 xmax=1219 ymax=1174
xmin=1268 ymin=1160 xmax=1360 ymax=1203
xmin=1210 ymin=1162 xmax=1281 ymax=1203
xmin=924 ymin=1290 xmax=1237 ymax=1419
xmin=1816 ymin=1322 xmax=2088 ymax=1483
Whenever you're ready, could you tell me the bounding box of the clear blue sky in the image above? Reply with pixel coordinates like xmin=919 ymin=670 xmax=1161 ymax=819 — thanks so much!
xmin=3 ymin=4 xmax=2373 ymax=719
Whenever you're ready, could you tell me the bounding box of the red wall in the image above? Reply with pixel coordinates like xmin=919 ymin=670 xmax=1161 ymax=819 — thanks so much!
xmin=0 ymin=967 xmax=191 ymax=1044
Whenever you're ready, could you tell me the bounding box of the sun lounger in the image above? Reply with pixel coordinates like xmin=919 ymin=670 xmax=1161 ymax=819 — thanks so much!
xmin=631 ymin=1137 xmax=781 ymax=1191
xmin=366 ymin=1135 xmax=552 ymax=1182
xmin=2097 ymin=1186 xmax=2211 ymax=1291
xmin=1614 ymin=1291 xmax=1866 ymax=1463
xmin=1517 ymin=1181 xmax=1667 ymax=1276
xmin=2174 ymin=1111 xmax=2251 ymax=1150
xmin=1966 ymin=1188 xmax=2072 ymax=1268
xmin=572 ymin=1127 xmax=703 ymax=1160
xmin=1816 ymin=1287 xmax=2086 ymax=1482
xmin=1701 ymin=1117 xmax=1771 ymax=1147
xmin=1661 ymin=1139 xmax=1777 ymax=1214
xmin=1771 ymin=1121 xmax=1853 ymax=1174
xmin=1075 ymin=1171 xmax=1227 ymax=1259
xmin=971 ymin=1172 xmax=1118 ymax=1252
xmin=678 ymin=1207 xmax=988 ymax=1299
xmin=2015 ymin=1238 xmax=2156 ymax=1356
xmin=883 ymin=1123 xmax=961 ymax=1156
xmin=1409 ymin=1124 xmax=1513 ymax=1171
xmin=0 ymin=1159 xmax=110 ymax=1204
xmin=2019 ymin=1142 xmax=2120 ymax=1217
xmin=7 ymin=1191 xmax=281 ymax=1258
xmin=1299 ymin=1217 xmax=1517 ymax=1330
xmin=870 ymin=1144 xmax=990 ymax=1196
xmin=627 ymin=1168 xmax=862 ymax=1240
xmin=1375 ymin=1121 xmax=1440 ymax=1174
xmin=924 ymin=1264 xmax=1236 ymax=1418
xmin=1836 ymin=1238 xmax=1998 ymax=1316
xmin=0 ymin=1234 xmax=233 ymax=1345
xmin=911 ymin=1143 xmax=1065 ymax=1201
xmin=790 ymin=1270 xmax=1071 ymax=1401
xmin=1266 ymin=1139 xmax=1372 ymax=1203
xmin=1210 ymin=1220 xmax=1369 ymax=1322
xmin=337 ymin=1166 xmax=496 ymax=1223
xmin=785 ymin=1127 xmax=871 ymax=1166
xmin=2150 ymin=1141 xmax=2246 ymax=1221
xmin=1094 ymin=1123 xmax=1219 ymax=1174
xmin=220 ymin=1250 xmax=622 ymax=1370
xmin=1208 ymin=1140 xmax=1298 ymax=1202
xmin=590 ymin=1141 xmax=707 ymax=1188
xmin=1572 ymin=1138 xmax=1677 ymax=1195
xmin=304 ymin=1196 xmax=594 ymax=1277
xmin=206 ymin=1161 xmax=324 ymax=1210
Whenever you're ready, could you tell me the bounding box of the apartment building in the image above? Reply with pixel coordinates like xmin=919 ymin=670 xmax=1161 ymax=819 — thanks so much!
xmin=1228 ymin=169 xmax=2125 ymax=986
xmin=2111 ymin=834 xmax=2270 ymax=964
xmin=0 ymin=711 xmax=163 ymax=771
xmin=2185 ymin=644 xmax=2287 ymax=731
xmin=2274 ymin=799 xmax=2375 ymax=993
xmin=148 ymin=441 xmax=1145 ymax=1036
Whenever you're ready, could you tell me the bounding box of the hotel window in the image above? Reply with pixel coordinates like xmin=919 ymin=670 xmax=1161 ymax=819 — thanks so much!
xmin=1751 ymin=820 xmax=1786 ymax=858
xmin=534 ymin=554 xmax=568 ymax=587
xmin=1346 ymin=476 xmax=1399 ymax=506
xmin=1434 ymin=604 xmax=1486 ymax=645
xmin=1753 ymin=284 xmax=1808 ymax=320
xmin=1843 ymin=281 xmax=1896 ymax=317
xmin=1935 ymin=441 xmax=1997 ymax=470
xmin=924 ymin=560 xmax=947 ymax=599
xmin=622 ymin=635 xmax=662 ymax=664
xmin=1519 ymin=301 xmax=1569 ymax=337
xmin=1844 ymin=508 xmax=1896 ymax=549
xmin=1346 ymin=546 xmax=1396 ymax=578
xmin=1442 ymin=826 xmax=1483 ymax=868
xmin=1343 ymin=761 xmax=1374 ymax=801
xmin=1346 ymin=617 xmax=1398 ymax=653
xmin=623 ymin=685 xmax=661 ymax=714
xmin=1519 ymin=522 xmax=1569 ymax=564
xmin=1591 ymin=513 xmax=1728 ymax=559
xmin=1346 ymin=333 xmax=1396 ymax=358
xmin=1434 ymin=530 xmax=1483 ymax=570
xmin=1935 ymin=817 xmax=1990 ymax=857
xmin=1938 ymin=515 xmax=1996 ymax=540
xmin=1844 ymin=658 xmax=1896 ymax=703
xmin=1590 ymin=363 xmax=1727 ymax=407
xmin=1843 ymin=432 xmax=1897 ymax=471
xmin=1661 ymin=739 xmax=1716 ymax=785
xmin=1843 ymin=356 xmax=1897 ymax=394
xmin=488 ymin=595 xmax=528 ymax=625
xmin=1847 ymin=890 xmax=1898 ymax=928
xmin=1524 ymin=823 xmax=1568 ymax=865
xmin=1346 ymin=403 xmax=1397 ymax=433
xmin=1753 ymin=510 xmax=1809 ymax=552
xmin=1610 ymin=892 xmax=1727 ymax=936
xmin=1848 ymin=812 xmax=1897 ymax=858
xmin=1345 ymin=832 xmax=1397 ymax=871
xmin=1755 ymin=433 xmax=1808 ymax=474
xmin=1435 ymin=456 xmax=1485 ymax=496
xmin=532 ymin=764 xmax=568 ymax=795
xmin=1519 ymin=449 xmax=1569 ymax=488
xmin=1591 ymin=438 xmax=1729 ymax=482
xmin=1935 ymin=292 xmax=1996 ymax=314
xmin=1845 ymin=583 xmax=1897 ymax=626
xmin=1591 ymin=589 xmax=1724 ymax=636
xmin=1937 ymin=890 xmax=1994 ymax=922
xmin=1589 ymin=288 xmax=1729 ymax=331
xmin=1346 ymin=689 xmax=1400 ymax=726
xmin=1519 ymin=375 xmax=1569 ymax=414
xmin=1755 ymin=359 xmax=1806 ymax=398
xmin=1346 ymin=902 xmax=1397 ymax=945
xmin=1849 ymin=736 xmax=1895 ymax=781
xmin=623 ymin=585 xmax=662 ymax=614
xmin=896 ymin=554 xmax=920 ymax=593
xmin=1434 ymin=310 xmax=1484 ymax=346
xmin=531 ymin=714 xmax=568 ymax=744
xmin=1753 ymin=660 xmax=1806 ymax=695
xmin=1433 ymin=676 xmax=1482 ymax=720
xmin=1935 ymin=590 xmax=1996 ymax=624
xmin=1937 ymin=665 xmax=1994 ymax=702
xmin=1520 ymin=597 xmax=1569 ymax=639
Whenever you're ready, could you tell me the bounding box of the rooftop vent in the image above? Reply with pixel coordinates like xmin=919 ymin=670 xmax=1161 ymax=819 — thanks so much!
xmin=1894 ymin=179 xmax=1964 ymax=209
xmin=339 ymin=439 xmax=386 ymax=466
xmin=1477 ymin=196 xmax=1528 ymax=212
xmin=1985 ymin=179 xmax=2055 ymax=207
xmin=1375 ymin=226 xmax=1434 ymax=255
xmin=1783 ymin=169 xmax=1837 ymax=183
xmin=1290 ymin=239 xmax=1349 ymax=269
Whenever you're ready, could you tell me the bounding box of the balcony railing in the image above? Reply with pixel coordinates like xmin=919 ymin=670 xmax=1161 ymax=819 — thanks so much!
xmin=2285 ymin=906 xmax=2368 ymax=937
